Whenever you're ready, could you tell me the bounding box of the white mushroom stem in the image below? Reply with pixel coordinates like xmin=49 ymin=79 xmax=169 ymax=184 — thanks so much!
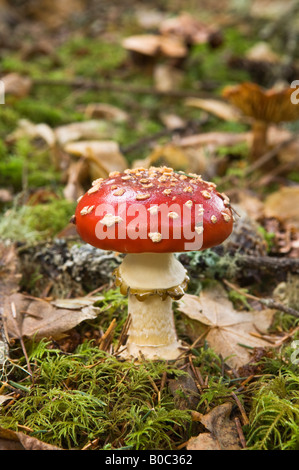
xmin=118 ymin=253 xmax=187 ymax=360
xmin=127 ymin=294 xmax=181 ymax=359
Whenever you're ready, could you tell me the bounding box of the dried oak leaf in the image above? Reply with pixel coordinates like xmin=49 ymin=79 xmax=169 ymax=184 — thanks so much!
xmin=178 ymin=284 xmax=275 ymax=369
xmin=3 ymin=293 xmax=100 ymax=341
xmin=187 ymin=402 xmax=241 ymax=450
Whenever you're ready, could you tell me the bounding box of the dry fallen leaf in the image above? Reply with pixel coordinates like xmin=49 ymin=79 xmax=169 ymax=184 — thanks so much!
xmin=187 ymin=402 xmax=241 ymax=450
xmin=245 ymin=42 xmax=281 ymax=63
xmin=63 ymin=159 xmax=89 ymax=201
xmin=178 ymin=284 xmax=275 ymax=368
xmin=0 ymin=242 xmax=21 ymax=297
xmin=64 ymin=140 xmax=128 ymax=181
xmin=1 ymin=73 xmax=32 ymax=99
xmin=176 ymin=131 xmax=251 ymax=148
xmin=264 ymin=186 xmax=299 ymax=228
xmin=80 ymin=103 xmax=129 ymax=122
xmin=54 ymin=120 xmax=113 ymax=146
xmin=133 ymin=131 xmax=251 ymax=176
xmin=21 ymin=0 xmax=84 ymax=29
xmin=0 ymin=426 xmax=62 ymax=450
xmin=3 ymin=293 xmax=100 ymax=341
xmin=159 ymin=113 xmax=186 ymax=130
xmin=144 ymin=143 xmax=190 ymax=170
xmin=6 ymin=119 xmax=56 ymax=147
xmin=185 ymin=97 xmax=241 ymax=122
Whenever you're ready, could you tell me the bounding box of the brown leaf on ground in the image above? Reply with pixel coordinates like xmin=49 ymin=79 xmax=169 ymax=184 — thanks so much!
xmin=264 ymin=186 xmax=299 ymax=228
xmin=63 ymin=159 xmax=89 ymax=201
xmin=3 ymin=292 xmax=100 ymax=341
xmin=6 ymin=119 xmax=56 ymax=147
xmin=64 ymin=140 xmax=128 ymax=182
xmin=187 ymin=402 xmax=241 ymax=450
xmin=1 ymin=73 xmax=32 ymax=99
xmin=168 ymin=364 xmax=200 ymax=410
xmin=54 ymin=121 xmax=113 ymax=146
xmin=185 ymin=97 xmax=241 ymax=121
xmin=178 ymin=284 xmax=275 ymax=369
xmin=80 ymin=103 xmax=129 ymax=122
xmin=0 ymin=426 xmax=62 ymax=450
xmin=0 ymin=242 xmax=21 ymax=297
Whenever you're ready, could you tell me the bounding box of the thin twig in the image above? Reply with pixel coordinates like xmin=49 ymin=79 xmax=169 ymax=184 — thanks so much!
xmin=224 ymin=279 xmax=299 ymax=318
xmin=120 ymin=117 xmax=209 ymax=155
xmin=188 ymin=356 xmax=205 ymax=389
xmin=231 ymin=391 xmax=249 ymax=426
xmin=32 ymin=77 xmax=214 ymax=99
xmin=236 ymin=254 xmax=299 ymax=274
xmin=98 ymin=318 xmax=117 ymax=351
xmin=234 ymin=416 xmax=247 ymax=448
xmin=114 ymin=314 xmax=131 ymax=353
xmin=159 ymin=370 xmax=167 ymax=404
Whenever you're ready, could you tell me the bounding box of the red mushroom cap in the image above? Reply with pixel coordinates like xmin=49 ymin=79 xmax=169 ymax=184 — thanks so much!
xmin=74 ymin=167 xmax=233 ymax=253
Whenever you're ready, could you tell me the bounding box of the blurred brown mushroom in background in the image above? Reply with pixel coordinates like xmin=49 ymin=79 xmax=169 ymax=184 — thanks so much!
xmin=222 ymin=82 xmax=299 ymax=163
xmin=121 ymin=34 xmax=188 ymax=69
xmin=159 ymin=12 xmax=223 ymax=49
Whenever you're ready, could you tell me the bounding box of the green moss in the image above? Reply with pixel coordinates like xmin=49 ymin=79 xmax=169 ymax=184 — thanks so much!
xmin=257 ymin=226 xmax=276 ymax=253
xmin=57 ymin=37 xmax=126 ymax=78
xmin=0 ymin=342 xmax=190 ymax=450
xmin=14 ymin=99 xmax=68 ymax=127
xmin=0 ymin=137 xmax=60 ymax=192
xmin=246 ymin=371 xmax=299 ymax=450
xmin=0 ymin=198 xmax=76 ymax=243
xmin=0 ymin=107 xmax=20 ymax=136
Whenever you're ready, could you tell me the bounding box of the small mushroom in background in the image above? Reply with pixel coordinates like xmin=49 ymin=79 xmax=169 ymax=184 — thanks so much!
xmin=121 ymin=34 xmax=188 ymax=69
xmin=159 ymin=13 xmax=223 ymax=49
xmin=222 ymin=81 xmax=299 ymax=163
xmin=73 ymin=166 xmax=233 ymax=361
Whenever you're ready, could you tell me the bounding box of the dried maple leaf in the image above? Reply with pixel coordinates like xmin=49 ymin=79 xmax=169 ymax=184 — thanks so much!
xmin=178 ymin=284 xmax=275 ymax=368
xmin=187 ymin=402 xmax=241 ymax=450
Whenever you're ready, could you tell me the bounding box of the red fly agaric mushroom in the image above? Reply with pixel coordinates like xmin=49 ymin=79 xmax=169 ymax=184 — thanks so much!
xmin=74 ymin=166 xmax=233 ymax=360
xmin=222 ymin=82 xmax=299 ymax=163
